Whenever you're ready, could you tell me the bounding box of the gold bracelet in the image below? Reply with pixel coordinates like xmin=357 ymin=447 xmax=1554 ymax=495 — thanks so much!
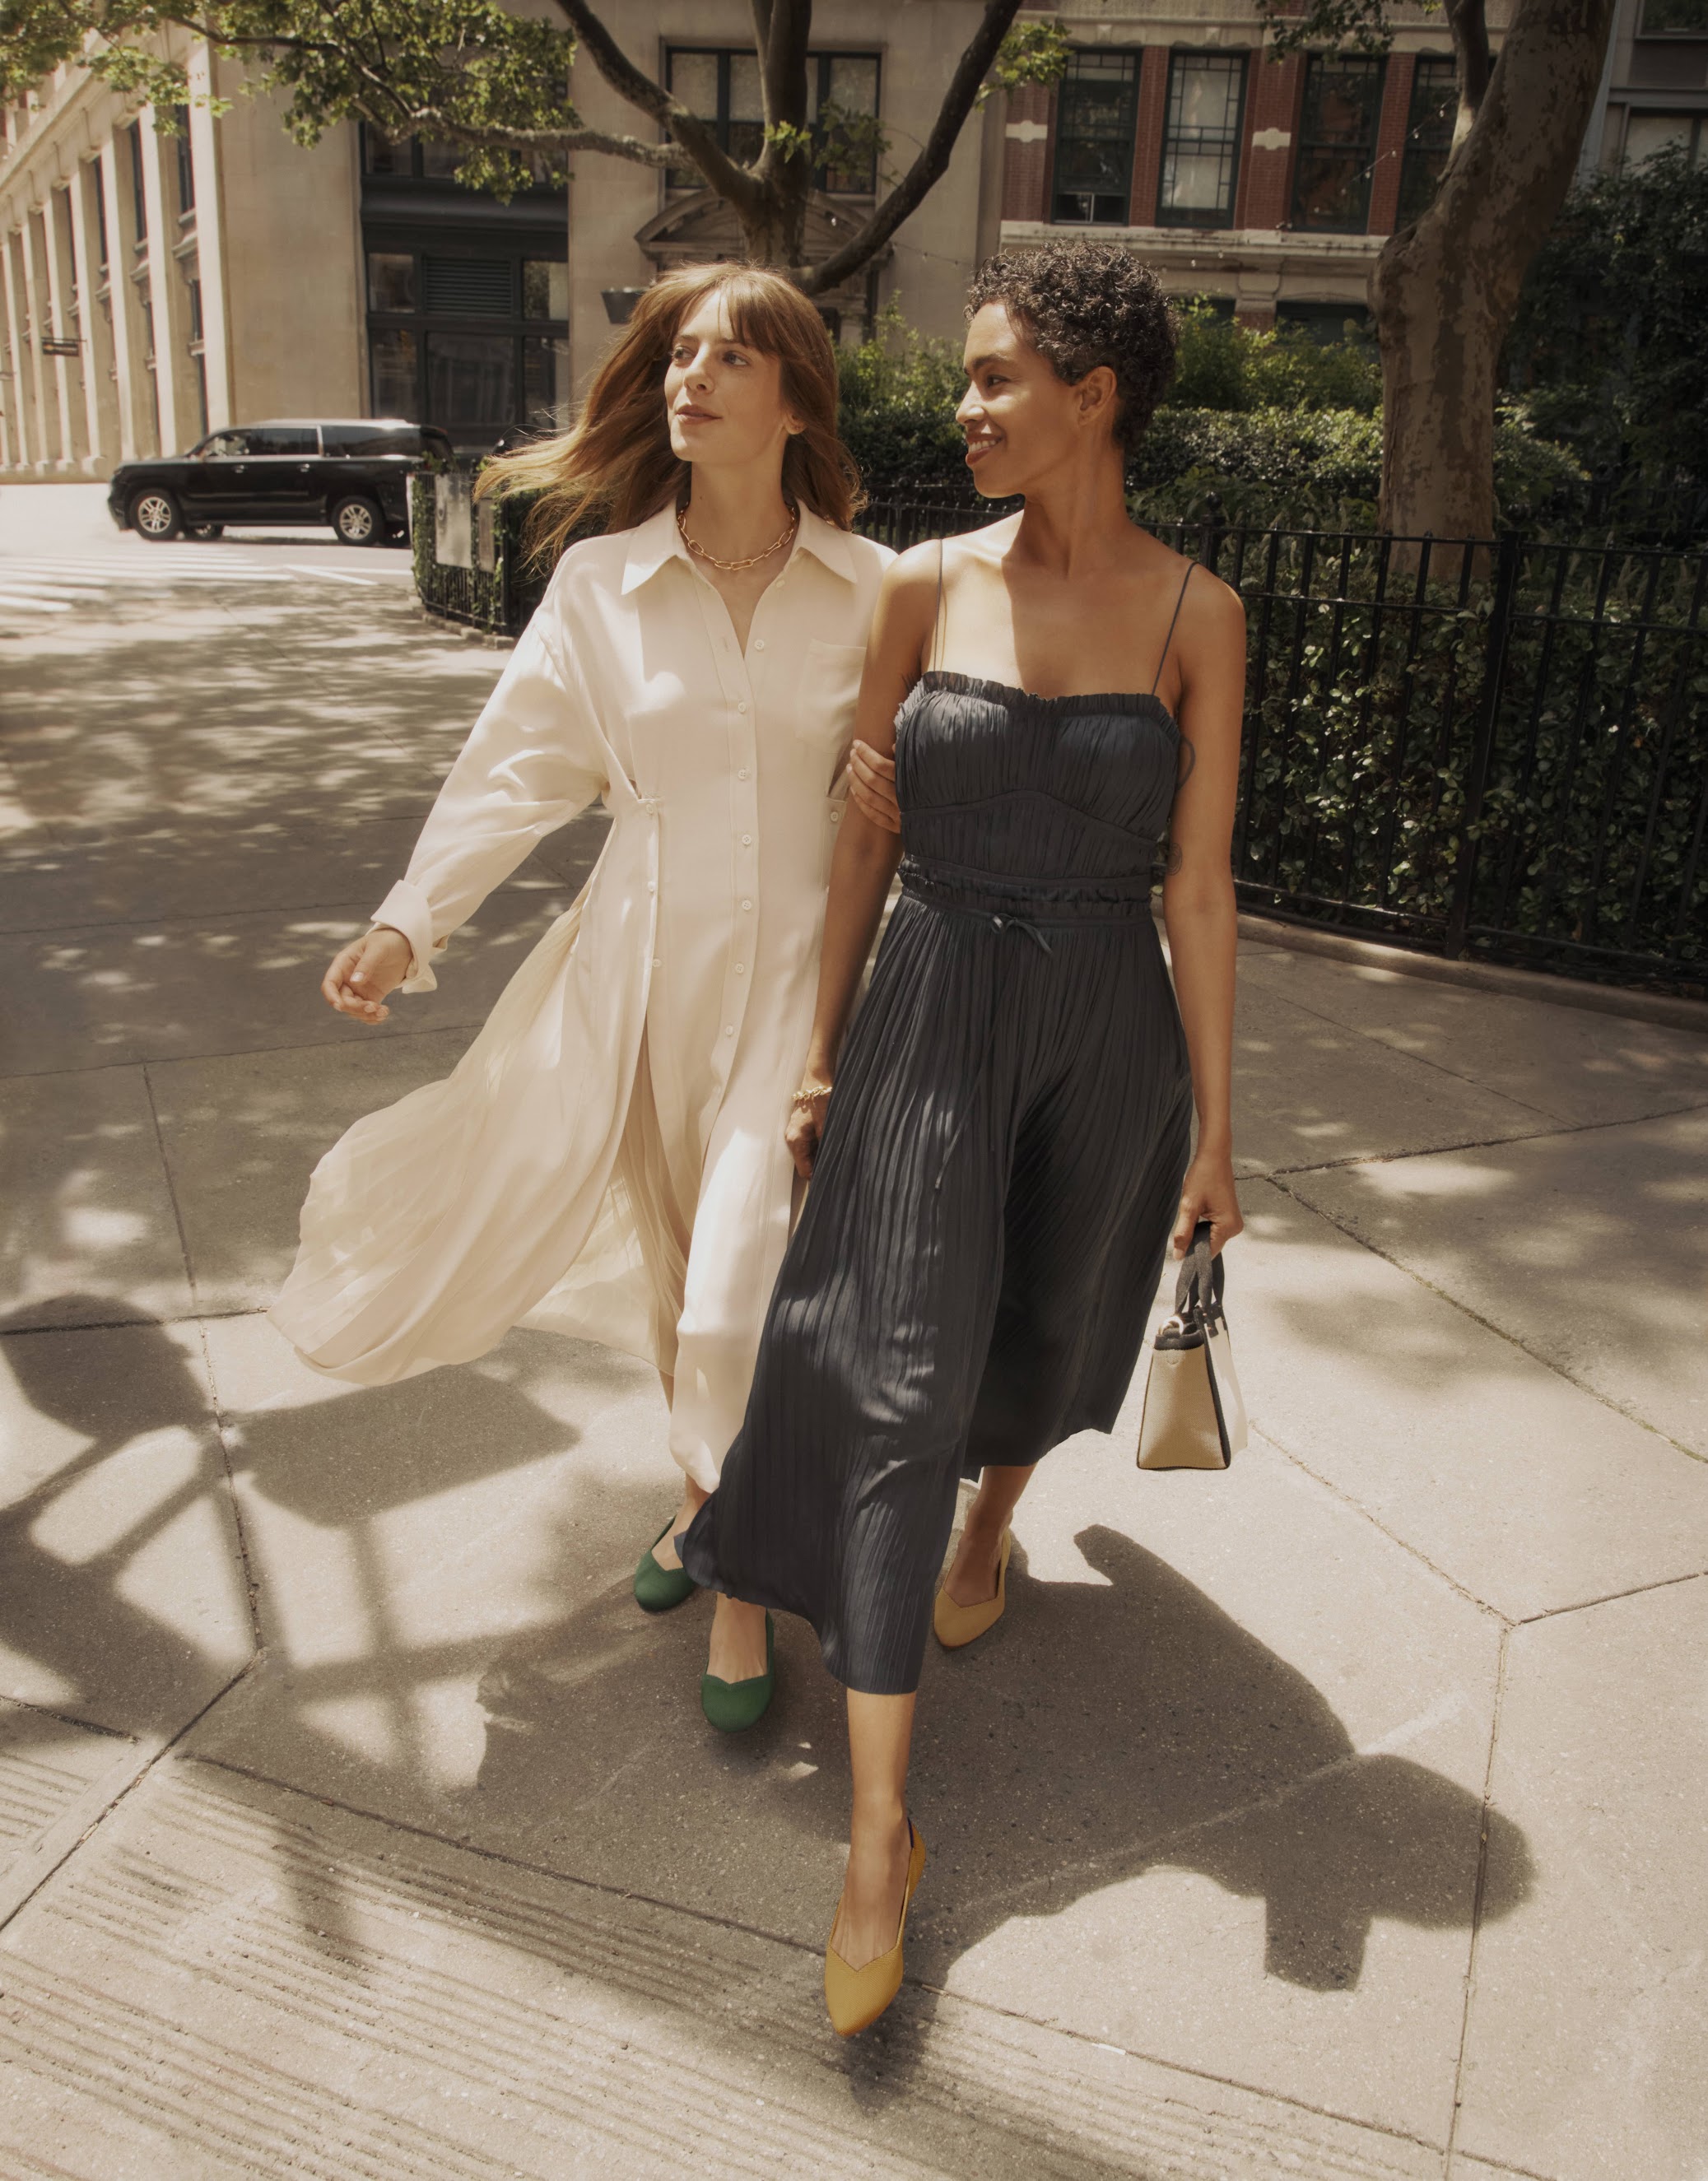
xmin=790 ymin=1082 xmax=833 ymax=1109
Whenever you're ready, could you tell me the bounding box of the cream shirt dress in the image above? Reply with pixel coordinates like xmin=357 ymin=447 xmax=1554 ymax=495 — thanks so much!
xmin=270 ymin=500 xmax=893 ymax=1489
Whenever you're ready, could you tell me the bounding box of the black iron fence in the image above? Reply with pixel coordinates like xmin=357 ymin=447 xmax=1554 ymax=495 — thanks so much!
xmin=415 ymin=481 xmax=1708 ymax=992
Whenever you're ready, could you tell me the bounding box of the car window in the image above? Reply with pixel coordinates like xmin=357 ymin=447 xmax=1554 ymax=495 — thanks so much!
xmin=246 ymin=426 xmax=321 ymax=457
xmin=202 ymin=431 xmax=251 ymax=458
xmin=322 ymin=425 xmax=418 ymax=458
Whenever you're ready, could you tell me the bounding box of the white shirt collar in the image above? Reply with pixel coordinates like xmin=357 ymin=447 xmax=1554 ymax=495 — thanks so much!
xmin=621 ymin=495 xmax=856 ymax=595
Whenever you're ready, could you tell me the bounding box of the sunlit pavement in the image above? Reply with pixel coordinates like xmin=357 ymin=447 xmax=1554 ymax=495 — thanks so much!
xmin=2 ymin=481 xmax=1706 ymax=2180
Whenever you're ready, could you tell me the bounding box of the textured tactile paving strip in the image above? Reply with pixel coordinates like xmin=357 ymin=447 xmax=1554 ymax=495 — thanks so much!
xmin=0 ymin=1757 xmax=1445 ymax=2180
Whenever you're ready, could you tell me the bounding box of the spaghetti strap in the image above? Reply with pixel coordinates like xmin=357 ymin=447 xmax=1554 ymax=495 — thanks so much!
xmin=930 ymin=539 xmax=947 ymax=673
xmin=1150 ymin=564 xmax=1194 ymax=695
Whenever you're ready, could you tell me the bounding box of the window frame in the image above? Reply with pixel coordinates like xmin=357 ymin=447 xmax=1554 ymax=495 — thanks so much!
xmin=1636 ymin=0 xmax=1708 ymax=34
xmin=1290 ymin=52 xmax=1388 ymax=234
xmin=362 ymin=239 xmax=570 ymax=442
xmin=1050 ymin=48 xmax=1143 ymax=227
xmin=1396 ymin=53 xmax=1458 ymax=228
xmin=1155 ymin=48 xmax=1249 ymax=230
xmin=662 ymin=47 xmax=882 ymax=197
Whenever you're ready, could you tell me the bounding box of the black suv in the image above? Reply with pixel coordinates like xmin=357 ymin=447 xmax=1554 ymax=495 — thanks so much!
xmin=108 ymin=420 xmax=454 ymax=546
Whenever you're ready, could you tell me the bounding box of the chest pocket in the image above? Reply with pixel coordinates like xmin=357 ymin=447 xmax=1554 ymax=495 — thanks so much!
xmin=796 ymin=639 xmax=867 ymax=749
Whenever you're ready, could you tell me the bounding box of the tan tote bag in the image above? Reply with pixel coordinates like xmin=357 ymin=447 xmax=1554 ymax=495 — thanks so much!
xmin=1137 ymin=1221 xmax=1248 ymax=1472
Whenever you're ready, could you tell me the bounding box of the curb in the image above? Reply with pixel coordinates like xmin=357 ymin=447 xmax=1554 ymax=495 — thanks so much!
xmin=1237 ymin=913 xmax=1708 ymax=1035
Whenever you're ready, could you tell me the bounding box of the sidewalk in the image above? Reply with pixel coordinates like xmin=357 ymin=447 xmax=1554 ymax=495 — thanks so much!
xmin=2 ymin=491 xmax=1705 ymax=2179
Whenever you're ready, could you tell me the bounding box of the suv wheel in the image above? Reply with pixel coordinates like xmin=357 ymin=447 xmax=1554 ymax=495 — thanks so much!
xmin=332 ymin=495 xmax=383 ymax=546
xmin=131 ymin=488 xmax=183 ymax=541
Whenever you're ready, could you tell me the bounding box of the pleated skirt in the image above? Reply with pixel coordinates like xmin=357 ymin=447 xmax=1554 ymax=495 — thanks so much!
xmin=682 ymin=883 xmax=1194 ymax=1694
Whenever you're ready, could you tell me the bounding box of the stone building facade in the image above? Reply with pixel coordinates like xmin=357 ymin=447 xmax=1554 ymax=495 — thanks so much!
xmin=4 ymin=0 xmax=1699 ymax=481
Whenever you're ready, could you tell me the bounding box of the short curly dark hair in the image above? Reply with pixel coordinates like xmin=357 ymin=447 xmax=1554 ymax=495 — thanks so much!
xmin=966 ymin=243 xmax=1177 ymax=457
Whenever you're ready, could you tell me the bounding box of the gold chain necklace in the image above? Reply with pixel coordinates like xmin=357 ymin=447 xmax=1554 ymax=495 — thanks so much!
xmin=677 ymin=501 xmax=798 ymax=573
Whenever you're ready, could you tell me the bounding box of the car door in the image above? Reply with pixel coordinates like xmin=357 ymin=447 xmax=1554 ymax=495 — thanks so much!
xmin=179 ymin=430 xmax=259 ymax=520
xmin=242 ymin=426 xmax=323 ymax=519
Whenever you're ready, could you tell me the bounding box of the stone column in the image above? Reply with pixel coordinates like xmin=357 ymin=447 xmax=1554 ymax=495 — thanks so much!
xmin=41 ymin=183 xmax=88 ymax=467
xmin=21 ymin=207 xmax=59 ymax=467
xmin=136 ymin=108 xmax=185 ymax=454
xmin=67 ymin=157 xmax=118 ymax=472
xmin=186 ymin=45 xmax=231 ymax=430
xmin=98 ymin=133 xmax=147 ymax=463
xmin=2 ymin=229 xmax=33 ymax=469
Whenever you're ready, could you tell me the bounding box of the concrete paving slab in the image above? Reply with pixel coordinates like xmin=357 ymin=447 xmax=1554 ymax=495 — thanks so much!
xmin=0 ymin=1701 xmax=143 ymax=1915
xmin=0 ymin=875 xmax=582 ymax=1076
xmin=1231 ymin=1179 xmax=1708 ymax=1620
xmin=0 ymin=1064 xmax=192 ymax=1326
xmin=1285 ymin=1107 xmax=1708 ymax=1458
xmin=188 ymin=1303 xmax=1510 ymax=2147
xmin=147 ymin=1030 xmax=474 ymax=1314
xmin=1231 ymin=974 xmax=1546 ymax=1178
xmin=0 ymin=1320 xmax=253 ymax=1736
xmin=1454 ymin=1578 xmax=1708 ymax=2181
xmin=0 ymin=1751 xmax=1450 ymax=2181
xmin=1241 ymin=946 xmax=1708 ymax=1126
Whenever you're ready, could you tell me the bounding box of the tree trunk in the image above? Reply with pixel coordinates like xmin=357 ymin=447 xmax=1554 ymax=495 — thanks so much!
xmin=1372 ymin=0 xmax=1614 ymax=542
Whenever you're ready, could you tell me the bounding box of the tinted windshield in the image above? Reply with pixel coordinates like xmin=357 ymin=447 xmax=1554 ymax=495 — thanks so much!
xmin=247 ymin=426 xmax=321 ymax=456
xmin=200 ymin=431 xmax=252 ymax=458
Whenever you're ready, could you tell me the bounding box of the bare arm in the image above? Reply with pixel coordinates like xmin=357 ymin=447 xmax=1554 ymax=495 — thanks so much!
xmin=787 ymin=546 xmax=938 ymax=1176
xmin=1161 ymin=572 xmax=1246 ymax=1257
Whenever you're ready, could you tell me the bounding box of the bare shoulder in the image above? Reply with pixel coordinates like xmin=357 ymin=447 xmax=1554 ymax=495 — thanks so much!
xmin=1180 ymin=560 xmax=1245 ymax=644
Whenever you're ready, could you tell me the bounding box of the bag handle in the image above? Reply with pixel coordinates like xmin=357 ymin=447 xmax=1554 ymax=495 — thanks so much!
xmin=1172 ymin=1219 xmax=1225 ymax=1332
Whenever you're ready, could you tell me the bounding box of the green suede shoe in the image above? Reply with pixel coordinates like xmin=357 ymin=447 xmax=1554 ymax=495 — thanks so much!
xmin=634 ymin=1518 xmax=697 ymax=1615
xmin=700 ymin=1613 xmax=775 ymax=1732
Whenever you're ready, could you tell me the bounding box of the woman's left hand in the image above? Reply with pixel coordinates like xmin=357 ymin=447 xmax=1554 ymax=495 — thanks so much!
xmin=846 ymin=740 xmax=901 ymax=833
xmin=1172 ymin=1147 xmax=1243 ymax=1258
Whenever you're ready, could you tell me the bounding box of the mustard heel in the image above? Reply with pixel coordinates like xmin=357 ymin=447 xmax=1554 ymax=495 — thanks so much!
xmin=824 ymin=1821 xmax=926 ymax=2038
xmin=933 ymin=1529 xmax=1011 ymax=1649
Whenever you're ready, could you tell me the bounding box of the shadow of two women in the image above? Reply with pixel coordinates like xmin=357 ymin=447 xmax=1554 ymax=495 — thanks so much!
xmin=477 ymin=1521 xmax=1533 ymax=2000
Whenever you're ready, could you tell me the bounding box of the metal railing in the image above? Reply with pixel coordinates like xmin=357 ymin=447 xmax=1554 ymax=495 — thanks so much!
xmin=413 ymin=484 xmax=1708 ymax=992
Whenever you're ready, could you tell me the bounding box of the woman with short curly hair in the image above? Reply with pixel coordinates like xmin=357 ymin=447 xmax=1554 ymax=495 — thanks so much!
xmin=683 ymin=239 xmax=1245 ymax=2032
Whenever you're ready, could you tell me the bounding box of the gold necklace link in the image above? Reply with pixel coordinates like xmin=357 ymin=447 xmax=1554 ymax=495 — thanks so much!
xmin=677 ymin=502 xmax=798 ymax=573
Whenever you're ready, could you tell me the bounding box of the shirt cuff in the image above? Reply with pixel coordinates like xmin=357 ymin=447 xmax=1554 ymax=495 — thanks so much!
xmin=370 ymin=879 xmax=444 ymax=993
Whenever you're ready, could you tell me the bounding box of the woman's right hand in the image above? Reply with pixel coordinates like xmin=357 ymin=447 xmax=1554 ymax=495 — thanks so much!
xmin=321 ymin=926 xmax=414 ymax=1025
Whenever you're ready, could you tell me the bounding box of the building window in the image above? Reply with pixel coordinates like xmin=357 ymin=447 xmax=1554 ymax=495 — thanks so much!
xmin=427 ymin=332 xmax=514 ymax=436
xmin=1052 ymin=51 xmax=1140 ymax=225
xmin=663 ymin=49 xmax=880 ymax=194
xmin=1396 ymin=55 xmax=1457 ymax=227
xmin=524 ymin=333 xmax=570 ymax=430
xmin=1638 ymin=0 xmax=1708 ymax=28
xmin=523 ymin=258 xmax=569 ymax=319
xmin=421 ymin=254 xmax=513 ymax=316
xmin=1624 ymin=111 xmax=1707 ymax=167
xmin=172 ymin=109 xmax=195 ymax=216
xmin=366 ymin=250 xmax=417 ymax=313
xmin=370 ymin=327 xmax=419 ymax=420
xmin=1157 ymin=52 xmax=1247 ymax=227
xmin=1291 ymin=55 xmax=1386 ymax=232
xmin=1276 ymin=300 xmax=1374 ymax=342
xmin=128 ymin=123 xmax=147 ymax=244
xmin=187 ymin=276 xmax=202 ymax=342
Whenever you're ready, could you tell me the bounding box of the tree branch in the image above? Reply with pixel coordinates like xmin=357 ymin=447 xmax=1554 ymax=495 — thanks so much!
xmin=1443 ymin=0 xmax=1493 ymax=148
xmin=800 ymin=0 xmax=1022 ymax=295
xmin=551 ymin=0 xmax=760 ymax=208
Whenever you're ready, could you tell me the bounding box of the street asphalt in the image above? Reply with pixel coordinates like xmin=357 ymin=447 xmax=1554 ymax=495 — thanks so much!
xmin=1 ymin=482 xmax=1705 ymax=2180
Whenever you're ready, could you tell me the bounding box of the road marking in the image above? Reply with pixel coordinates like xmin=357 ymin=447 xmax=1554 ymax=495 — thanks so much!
xmin=282 ymin=564 xmax=378 ymax=586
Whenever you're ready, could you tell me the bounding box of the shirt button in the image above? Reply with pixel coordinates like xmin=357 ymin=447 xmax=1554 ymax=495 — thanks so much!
xmin=652 ymin=956 xmax=662 ymax=969
xmin=738 ymin=767 xmax=749 ymax=780
xmin=741 ymin=898 xmax=752 ymax=911
xmin=738 ymin=700 xmax=749 ymax=714
xmin=734 ymin=962 xmax=745 ymax=975
xmin=647 ymin=880 xmax=657 ymax=893
xmin=741 ymin=834 xmax=752 ymax=846
xmin=724 ymin=1025 xmax=735 ymax=1038
xmin=830 ymin=810 xmax=842 ymax=824
xmin=754 ymin=639 xmax=766 ymax=651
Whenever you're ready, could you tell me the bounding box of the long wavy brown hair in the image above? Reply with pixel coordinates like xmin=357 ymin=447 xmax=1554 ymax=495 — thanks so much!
xmin=478 ymin=263 xmax=861 ymax=564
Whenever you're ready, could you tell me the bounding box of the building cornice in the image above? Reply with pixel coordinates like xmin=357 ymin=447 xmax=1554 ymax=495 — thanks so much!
xmin=998 ymin=219 xmax=1383 ymax=277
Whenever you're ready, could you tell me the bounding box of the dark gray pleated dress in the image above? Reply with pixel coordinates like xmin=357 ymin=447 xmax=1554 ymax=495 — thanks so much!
xmin=682 ymin=563 xmax=1198 ymax=1695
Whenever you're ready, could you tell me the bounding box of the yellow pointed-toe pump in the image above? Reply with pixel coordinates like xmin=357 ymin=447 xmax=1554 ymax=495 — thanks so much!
xmin=932 ymin=1529 xmax=1012 ymax=1649
xmin=824 ymin=1821 xmax=927 ymax=2038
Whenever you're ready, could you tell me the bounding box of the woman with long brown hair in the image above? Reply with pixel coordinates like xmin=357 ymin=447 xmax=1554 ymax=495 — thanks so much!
xmin=271 ymin=264 xmax=894 ymax=1723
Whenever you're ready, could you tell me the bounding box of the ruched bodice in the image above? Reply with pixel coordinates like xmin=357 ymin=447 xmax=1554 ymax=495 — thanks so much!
xmin=896 ymin=671 xmax=1183 ymax=891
